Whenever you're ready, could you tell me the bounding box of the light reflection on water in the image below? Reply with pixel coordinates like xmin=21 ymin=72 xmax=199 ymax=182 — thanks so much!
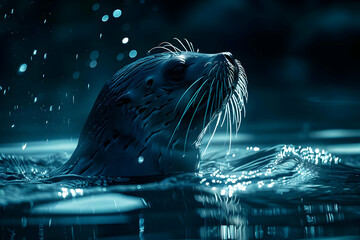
xmin=0 ymin=133 xmax=360 ymax=239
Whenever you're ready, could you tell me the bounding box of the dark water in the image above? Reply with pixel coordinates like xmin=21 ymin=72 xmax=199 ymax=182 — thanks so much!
xmin=1 ymin=131 xmax=360 ymax=240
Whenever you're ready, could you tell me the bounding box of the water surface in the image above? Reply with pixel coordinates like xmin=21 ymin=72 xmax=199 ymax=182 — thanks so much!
xmin=1 ymin=131 xmax=360 ymax=239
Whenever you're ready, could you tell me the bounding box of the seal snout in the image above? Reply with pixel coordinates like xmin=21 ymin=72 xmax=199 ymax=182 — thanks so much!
xmin=222 ymin=52 xmax=236 ymax=66
xmin=214 ymin=52 xmax=236 ymax=66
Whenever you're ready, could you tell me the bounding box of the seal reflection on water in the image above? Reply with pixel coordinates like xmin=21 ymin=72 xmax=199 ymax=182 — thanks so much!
xmin=53 ymin=40 xmax=247 ymax=178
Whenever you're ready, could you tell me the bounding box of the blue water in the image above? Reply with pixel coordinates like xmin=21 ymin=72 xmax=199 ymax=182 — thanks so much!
xmin=1 ymin=131 xmax=360 ymax=239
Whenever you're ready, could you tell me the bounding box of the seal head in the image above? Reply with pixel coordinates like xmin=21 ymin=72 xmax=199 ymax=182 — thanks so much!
xmin=54 ymin=44 xmax=247 ymax=177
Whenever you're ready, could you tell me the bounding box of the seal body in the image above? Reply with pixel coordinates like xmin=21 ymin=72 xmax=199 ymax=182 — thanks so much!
xmin=53 ymin=49 xmax=247 ymax=177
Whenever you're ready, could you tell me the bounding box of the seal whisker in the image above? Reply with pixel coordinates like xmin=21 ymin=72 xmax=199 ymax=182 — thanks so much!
xmin=184 ymin=90 xmax=207 ymax=153
xmin=203 ymin=76 xmax=216 ymax=129
xmin=202 ymin=111 xmax=222 ymax=157
xmin=213 ymin=66 xmax=222 ymax=113
xmin=208 ymin=63 xmax=218 ymax=75
xmin=206 ymin=63 xmax=219 ymax=123
xmin=229 ymin=97 xmax=236 ymax=125
xmin=236 ymin=96 xmax=243 ymax=130
xmin=227 ymin=103 xmax=232 ymax=154
xmin=148 ymin=46 xmax=176 ymax=54
xmin=231 ymin=98 xmax=239 ymax=137
xmin=168 ymin=79 xmax=209 ymax=149
xmin=184 ymin=38 xmax=191 ymax=52
xmin=190 ymin=42 xmax=195 ymax=52
xmin=173 ymin=37 xmax=189 ymax=52
xmin=231 ymin=97 xmax=239 ymax=138
xmin=187 ymin=40 xmax=195 ymax=52
xmin=232 ymin=95 xmax=241 ymax=131
xmin=175 ymin=75 xmax=204 ymax=111
xmin=159 ymin=42 xmax=182 ymax=52
xmin=221 ymin=102 xmax=228 ymax=127
xmin=207 ymin=76 xmax=218 ymax=134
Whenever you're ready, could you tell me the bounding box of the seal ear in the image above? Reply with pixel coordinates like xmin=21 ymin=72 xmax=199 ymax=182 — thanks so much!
xmin=116 ymin=92 xmax=133 ymax=105
xmin=145 ymin=78 xmax=154 ymax=88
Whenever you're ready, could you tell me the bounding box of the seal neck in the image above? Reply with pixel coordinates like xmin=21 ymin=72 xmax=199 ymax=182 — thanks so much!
xmin=68 ymin=103 xmax=201 ymax=177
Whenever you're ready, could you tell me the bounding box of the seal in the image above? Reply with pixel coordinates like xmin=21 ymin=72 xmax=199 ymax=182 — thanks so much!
xmin=52 ymin=40 xmax=247 ymax=177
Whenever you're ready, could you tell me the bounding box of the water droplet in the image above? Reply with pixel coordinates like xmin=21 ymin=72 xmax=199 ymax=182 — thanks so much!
xmin=72 ymin=71 xmax=80 ymax=79
xmin=11 ymin=124 xmax=15 ymax=128
xmin=75 ymin=53 xmax=79 ymax=60
xmin=122 ymin=37 xmax=129 ymax=44
xmin=33 ymin=49 xmax=37 ymax=55
xmin=102 ymin=15 xmax=109 ymax=22
xmin=116 ymin=53 xmax=124 ymax=61
xmin=18 ymin=63 xmax=27 ymax=73
xmin=22 ymin=143 xmax=27 ymax=150
xmin=87 ymin=83 xmax=90 ymax=89
xmin=113 ymin=9 xmax=122 ymax=18
xmin=129 ymin=50 xmax=137 ymax=58
xmin=11 ymin=9 xmax=14 ymax=14
xmin=138 ymin=156 xmax=144 ymax=163
xmin=44 ymin=19 xmax=47 ymax=24
xmin=99 ymin=33 xmax=103 ymax=39
xmin=90 ymin=60 xmax=97 ymax=68
xmin=34 ymin=97 xmax=37 ymax=103
xmin=90 ymin=50 xmax=99 ymax=60
xmin=92 ymin=3 xmax=100 ymax=11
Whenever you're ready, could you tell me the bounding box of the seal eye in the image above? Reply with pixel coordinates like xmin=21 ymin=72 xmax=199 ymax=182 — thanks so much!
xmin=170 ymin=65 xmax=186 ymax=80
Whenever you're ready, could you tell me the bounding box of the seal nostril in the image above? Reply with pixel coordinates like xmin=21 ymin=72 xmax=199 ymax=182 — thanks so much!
xmin=223 ymin=52 xmax=235 ymax=66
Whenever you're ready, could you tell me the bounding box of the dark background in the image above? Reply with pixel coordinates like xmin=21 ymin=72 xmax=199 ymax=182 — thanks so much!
xmin=0 ymin=0 xmax=360 ymax=143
